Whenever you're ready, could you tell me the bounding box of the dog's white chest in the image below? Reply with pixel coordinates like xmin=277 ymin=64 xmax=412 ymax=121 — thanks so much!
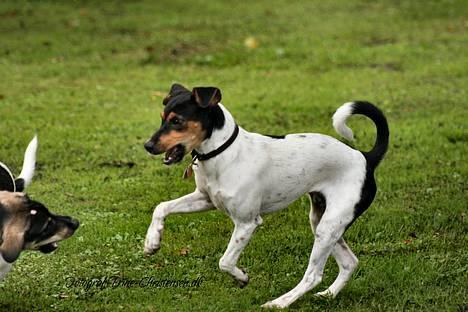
xmin=193 ymin=165 xmax=234 ymax=214
xmin=202 ymin=182 xmax=228 ymax=212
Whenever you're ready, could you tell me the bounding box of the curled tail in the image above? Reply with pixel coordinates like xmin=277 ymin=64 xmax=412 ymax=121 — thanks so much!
xmin=15 ymin=135 xmax=38 ymax=191
xmin=333 ymin=101 xmax=389 ymax=170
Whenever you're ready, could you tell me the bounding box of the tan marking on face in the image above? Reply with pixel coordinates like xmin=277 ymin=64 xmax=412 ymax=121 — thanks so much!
xmin=158 ymin=121 xmax=206 ymax=152
xmin=0 ymin=225 xmax=24 ymax=262
xmin=0 ymin=194 xmax=28 ymax=261
xmin=3 ymin=220 xmax=27 ymax=242
xmin=0 ymin=192 xmax=25 ymax=213
xmin=161 ymin=111 xmax=166 ymax=120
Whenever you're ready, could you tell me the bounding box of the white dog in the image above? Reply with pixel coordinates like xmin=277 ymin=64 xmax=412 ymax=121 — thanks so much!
xmin=143 ymin=84 xmax=389 ymax=308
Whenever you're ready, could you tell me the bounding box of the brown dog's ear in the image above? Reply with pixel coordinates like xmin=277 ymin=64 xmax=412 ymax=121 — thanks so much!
xmin=0 ymin=231 xmax=23 ymax=263
xmin=163 ymin=83 xmax=190 ymax=106
xmin=192 ymin=87 xmax=222 ymax=108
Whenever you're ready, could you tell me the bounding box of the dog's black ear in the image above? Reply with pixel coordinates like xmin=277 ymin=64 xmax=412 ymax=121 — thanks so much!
xmin=192 ymin=87 xmax=222 ymax=108
xmin=163 ymin=83 xmax=190 ymax=106
xmin=0 ymin=232 xmax=23 ymax=263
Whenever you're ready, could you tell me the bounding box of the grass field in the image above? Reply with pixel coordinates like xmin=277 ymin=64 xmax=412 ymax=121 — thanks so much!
xmin=0 ymin=0 xmax=467 ymax=311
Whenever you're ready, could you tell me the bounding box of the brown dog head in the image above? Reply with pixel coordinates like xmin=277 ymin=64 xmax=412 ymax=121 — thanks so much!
xmin=0 ymin=191 xmax=79 ymax=263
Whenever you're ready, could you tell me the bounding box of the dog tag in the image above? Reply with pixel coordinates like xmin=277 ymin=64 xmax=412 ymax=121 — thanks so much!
xmin=183 ymin=164 xmax=193 ymax=179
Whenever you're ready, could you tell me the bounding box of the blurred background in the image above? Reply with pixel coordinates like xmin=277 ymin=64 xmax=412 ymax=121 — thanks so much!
xmin=0 ymin=1 xmax=466 ymax=311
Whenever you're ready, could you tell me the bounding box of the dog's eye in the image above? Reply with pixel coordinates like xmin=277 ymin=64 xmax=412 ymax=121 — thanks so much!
xmin=171 ymin=117 xmax=182 ymax=125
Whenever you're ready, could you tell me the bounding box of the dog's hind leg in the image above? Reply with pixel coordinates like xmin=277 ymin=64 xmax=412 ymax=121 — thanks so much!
xmin=144 ymin=190 xmax=214 ymax=255
xmin=262 ymin=192 xmax=356 ymax=309
xmin=315 ymin=238 xmax=358 ymax=298
xmin=308 ymin=192 xmax=358 ymax=299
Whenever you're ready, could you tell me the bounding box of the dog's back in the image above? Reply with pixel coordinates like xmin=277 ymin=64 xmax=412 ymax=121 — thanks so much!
xmin=246 ymin=133 xmax=366 ymax=213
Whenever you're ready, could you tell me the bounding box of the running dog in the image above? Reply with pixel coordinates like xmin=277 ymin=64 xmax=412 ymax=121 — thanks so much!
xmin=0 ymin=136 xmax=79 ymax=280
xmin=143 ymin=84 xmax=389 ymax=308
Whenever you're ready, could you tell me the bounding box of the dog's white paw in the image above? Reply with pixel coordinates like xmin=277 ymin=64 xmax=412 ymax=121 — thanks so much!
xmin=236 ymin=268 xmax=249 ymax=288
xmin=261 ymin=299 xmax=288 ymax=309
xmin=144 ymin=242 xmax=160 ymax=256
xmin=314 ymin=289 xmax=334 ymax=298
xmin=144 ymin=229 xmax=162 ymax=255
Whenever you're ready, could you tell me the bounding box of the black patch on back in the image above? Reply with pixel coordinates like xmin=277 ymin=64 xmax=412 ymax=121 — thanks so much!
xmin=264 ymin=134 xmax=285 ymax=139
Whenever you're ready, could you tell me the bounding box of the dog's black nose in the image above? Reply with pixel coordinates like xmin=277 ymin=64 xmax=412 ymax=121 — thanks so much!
xmin=144 ymin=141 xmax=154 ymax=153
xmin=69 ymin=218 xmax=80 ymax=230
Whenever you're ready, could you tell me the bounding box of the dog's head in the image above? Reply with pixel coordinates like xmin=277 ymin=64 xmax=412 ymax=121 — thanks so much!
xmin=0 ymin=191 xmax=79 ymax=263
xmin=144 ymin=84 xmax=225 ymax=165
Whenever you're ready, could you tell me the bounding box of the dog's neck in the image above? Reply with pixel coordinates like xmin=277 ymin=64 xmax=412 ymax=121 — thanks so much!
xmin=196 ymin=104 xmax=237 ymax=155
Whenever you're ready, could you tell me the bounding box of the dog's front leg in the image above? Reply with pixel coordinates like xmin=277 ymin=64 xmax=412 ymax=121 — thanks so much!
xmin=219 ymin=215 xmax=263 ymax=287
xmin=144 ymin=190 xmax=214 ymax=255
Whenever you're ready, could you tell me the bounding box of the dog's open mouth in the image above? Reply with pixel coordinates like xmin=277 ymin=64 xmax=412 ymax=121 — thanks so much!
xmin=164 ymin=144 xmax=186 ymax=165
xmin=39 ymin=242 xmax=59 ymax=254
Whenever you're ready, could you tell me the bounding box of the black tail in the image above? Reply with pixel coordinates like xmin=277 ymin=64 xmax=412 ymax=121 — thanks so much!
xmin=351 ymin=101 xmax=389 ymax=170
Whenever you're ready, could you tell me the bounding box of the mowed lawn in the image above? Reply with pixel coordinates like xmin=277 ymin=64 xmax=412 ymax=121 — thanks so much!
xmin=0 ymin=0 xmax=467 ymax=311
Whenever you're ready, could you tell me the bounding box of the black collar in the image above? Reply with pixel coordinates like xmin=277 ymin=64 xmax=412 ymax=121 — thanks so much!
xmin=191 ymin=124 xmax=239 ymax=161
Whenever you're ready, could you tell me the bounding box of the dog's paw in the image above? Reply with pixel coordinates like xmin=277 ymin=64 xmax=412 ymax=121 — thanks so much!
xmin=314 ymin=289 xmax=334 ymax=299
xmin=235 ymin=268 xmax=249 ymax=288
xmin=261 ymin=299 xmax=288 ymax=309
xmin=144 ymin=233 xmax=161 ymax=256
xmin=144 ymin=244 xmax=160 ymax=256
xmin=236 ymin=275 xmax=249 ymax=288
xmin=144 ymin=221 xmax=165 ymax=256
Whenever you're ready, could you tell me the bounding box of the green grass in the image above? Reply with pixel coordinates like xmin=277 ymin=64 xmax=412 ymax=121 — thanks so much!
xmin=0 ymin=0 xmax=467 ymax=311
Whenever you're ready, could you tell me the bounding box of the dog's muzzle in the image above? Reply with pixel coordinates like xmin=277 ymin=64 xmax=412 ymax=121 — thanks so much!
xmin=66 ymin=217 xmax=80 ymax=231
xmin=144 ymin=141 xmax=186 ymax=165
xmin=144 ymin=141 xmax=159 ymax=155
xmin=39 ymin=217 xmax=80 ymax=254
